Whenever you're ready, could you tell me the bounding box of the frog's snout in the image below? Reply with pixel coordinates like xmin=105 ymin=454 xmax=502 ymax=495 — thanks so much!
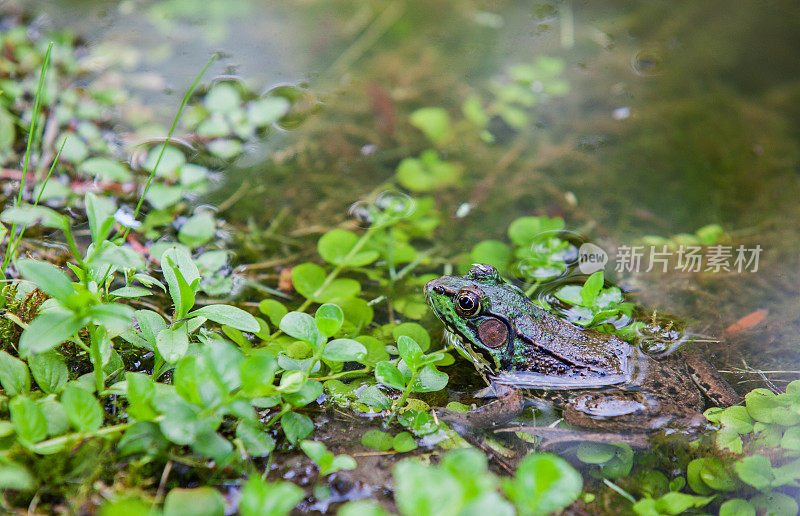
xmin=424 ymin=279 xmax=446 ymax=296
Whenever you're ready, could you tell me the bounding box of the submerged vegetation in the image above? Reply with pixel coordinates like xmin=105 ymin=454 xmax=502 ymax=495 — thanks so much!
xmin=0 ymin=1 xmax=799 ymax=514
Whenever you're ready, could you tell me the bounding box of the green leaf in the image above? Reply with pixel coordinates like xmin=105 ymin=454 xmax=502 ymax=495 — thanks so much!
xmin=258 ymin=299 xmax=288 ymax=327
xmin=471 ymin=240 xmax=512 ymax=271
xmin=90 ymin=241 xmax=146 ymax=271
xmin=315 ymin=303 xmax=344 ymax=337
xmin=719 ymin=499 xmax=755 ymax=516
xmin=161 ymin=247 xmax=199 ymax=319
xmin=462 ymin=95 xmax=489 ymax=127
xmin=28 ymin=351 xmax=68 ymax=394
xmin=735 ymin=455 xmax=773 ymax=490
xmin=111 ymin=286 xmax=153 ymax=298
xmin=508 ymin=216 xmax=565 ymax=246
xmin=79 ymin=158 xmax=132 ymax=182
xmin=719 ymin=405 xmax=754 ymax=434
xmin=0 ymin=107 xmax=15 ymax=152
xmin=19 ymin=311 xmax=85 ymax=356
xmin=283 ymin=379 xmax=323 ymax=407
xmin=699 ymin=457 xmax=737 ymax=492
xmin=239 ymin=352 xmax=278 ymax=397
xmin=280 ymin=411 xmax=313 ymax=445
xmin=361 ymin=429 xmax=393 ymax=451
xmin=238 ymin=478 xmax=303 ymax=516
xmin=84 ymin=192 xmax=117 ymax=246
xmin=337 ymin=500 xmax=391 ymax=516
xmin=178 ymin=212 xmax=216 ymax=248
xmin=1 ymin=204 xmax=69 ymax=230
xmin=318 ymin=229 xmax=379 ymax=267
xmin=61 ymin=384 xmax=103 ymax=432
xmin=409 ymin=107 xmax=452 ymax=145
xmin=164 ymin=487 xmax=225 ymax=516
xmin=375 ymin=361 xmax=406 ymax=390
xmin=0 ymin=351 xmax=31 ymax=396
xmin=410 ymin=365 xmax=448 ymax=393
xmin=397 ymin=335 xmax=423 ymax=370
xmin=745 ymin=388 xmax=778 ymax=423
xmin=187 ymin=304 xmax=259 ymax=332
xmin=686 ymin=459 xmax=713 ymax=495
xmin=393 ymin=458 xmax=463 ymax=516
xmin=191 ymin=430 xmax=233 ymax=463
xmin=503 ymin=453 xmax=582 ymax=516
xmin=576 ymin=442 xmax=616 ymax=464
xmin=750 ymin=492 xmax=798 ymax=516
xmin=322 ymin=338 xmax=367 ymax=362
xmin=392 ymin=323 xmax=431 ymax=352
xmin=0 ymin=462 xmax=35 ymax=492
xmin=133 ymin=310 xmax=166 ymax=347
xmin=57 ymin=134 xmax=89 ymax=163
xmin=395 ymin=151 xmax=460 ymax=193
xmin=392 ymin=431 xmax=417 ymax=453
xmin=357 ymin=385 xmax=392 ymax=410
xmin=247 ymin=96 xmax=290 ymax=126
xmin=279 ymin=311 xmax=324 ymax=349
xmin=9 ymin=396 xmax=47 ymax=445
xmin=126 ymin=372 xmax=158 ymax=421
xmin=653 ymin=492 xmax=715 ymax=514
xmin=88 ymin=303 xmax=134 ymax=333
xmin=144 ymin=145 xmax=186 ymax=177
xmin=580 ymin=271 xmax=604 ymax=307
xmin=291 ymin=262 xmax=360 ymax=302
xmin=156 ymin=326 xmax=189 ymax=364
xmin=204 ymin=83 xmax=241 ymax=112
xmin=145 ymin=183 xmax=183 ymax=209
xmin=237 ymin=420 xmax=275 ymax=457
xmin=16 ymin=259 xmax=75 ymax=303
xmin=355 ymin=336 xmax=390 ymax=366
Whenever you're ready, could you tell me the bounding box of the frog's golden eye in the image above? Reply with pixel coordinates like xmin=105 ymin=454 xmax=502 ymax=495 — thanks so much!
xmin=455 ymin=289 xmax=481 ymax=317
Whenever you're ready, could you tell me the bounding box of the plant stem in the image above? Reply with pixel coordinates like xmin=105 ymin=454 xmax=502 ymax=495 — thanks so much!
xmin=311 ymin=366 xmax=372 ymax=381
xmin=297 ymin=226 xmax=377 ymax=314
xmin=271 ymin=225 xmax=377 ymax=339
xmin=125 ymin=54 xmax=219 ymax=233
xmin=1 ymin=43 xmax=53 ymax=275
xmin=393 ymin=368 xmax=420 ymax=417
xmin=6 ymin=139 xmax=65 ymax=263
xmin=89 ymin=325 xmax=106 ymax=393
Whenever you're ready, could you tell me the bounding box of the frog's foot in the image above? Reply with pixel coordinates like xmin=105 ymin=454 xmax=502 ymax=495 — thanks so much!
xmin=473 ymin=382 xmax=516 ymax=399
xmin=495 ymin=426 xmax=650 ymax=449
xmin=439 ymin=388 xmax=525 ymax=430
xmin=562 ymin=390 xmax=707 ymax=433
xmin=681 ymin=349 xmax=741 ymax=406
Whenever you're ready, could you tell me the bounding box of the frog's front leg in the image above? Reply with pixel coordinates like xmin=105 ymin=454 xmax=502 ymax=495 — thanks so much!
xmin=439 ymin=385 xmax=525 ymax=430
xmin=680 ymin=349 xmax=740 ymax=406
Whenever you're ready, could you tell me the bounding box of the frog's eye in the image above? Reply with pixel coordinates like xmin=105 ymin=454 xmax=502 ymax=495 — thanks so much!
xmin=455 ymin=289 xmax=481 ymax=317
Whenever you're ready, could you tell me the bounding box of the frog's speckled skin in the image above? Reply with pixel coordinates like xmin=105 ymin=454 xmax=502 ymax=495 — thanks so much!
xmin=425 ymin=264 xmax=739 ymax=431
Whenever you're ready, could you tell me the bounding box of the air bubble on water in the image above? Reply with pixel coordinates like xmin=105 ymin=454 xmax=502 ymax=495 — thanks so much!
xmin=612 ymin=106 xmax=631 ymax=120
xmin=360 ymin=144 xmax=377 ymax=156
xmin=347 ymin=200 xmax=374 ymax=228
xmin=631 ymin=49 xmax=664 ymax=76
xmin=375 ymin=190 xmax=415 ymax=219
xmin=455 ymin=202 xmax=473 ymax=218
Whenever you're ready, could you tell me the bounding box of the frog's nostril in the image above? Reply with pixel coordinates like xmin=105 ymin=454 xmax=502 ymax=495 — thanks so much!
xmin=433 ymin=286 xmax=445 ymax=295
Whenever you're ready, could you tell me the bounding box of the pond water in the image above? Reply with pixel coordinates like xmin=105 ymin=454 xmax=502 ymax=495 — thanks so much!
xmin=7 ymin=0 xmax=800 ymax=513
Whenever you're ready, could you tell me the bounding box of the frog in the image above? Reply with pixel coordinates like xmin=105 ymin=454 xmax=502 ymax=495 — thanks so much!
xmin=425 ymin=263 xmax=740 ymax=435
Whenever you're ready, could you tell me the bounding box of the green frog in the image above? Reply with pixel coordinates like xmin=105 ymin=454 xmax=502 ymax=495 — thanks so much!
xmin=425 ymin=264 xmax=739 ymax=433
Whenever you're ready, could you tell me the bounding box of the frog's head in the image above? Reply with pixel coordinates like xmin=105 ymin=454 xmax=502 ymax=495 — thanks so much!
xmin=425 ymin=264 xmax=528 ymax=376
